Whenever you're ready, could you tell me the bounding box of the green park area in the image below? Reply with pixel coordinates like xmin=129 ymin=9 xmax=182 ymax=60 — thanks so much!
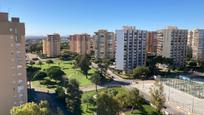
xmin=31 ymin=59 xmax=96 ymax=91
xmin=81 ymin=87 xmax=157 ymax=115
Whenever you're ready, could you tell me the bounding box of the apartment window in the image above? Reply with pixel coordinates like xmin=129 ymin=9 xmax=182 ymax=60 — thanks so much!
xmin=9 ymin=28 xmax=13 ymax=32
xmin=18 ymin=80 xmax=23 ymax=84
xmin=17 ymin=73 xmax=22 ymax=76
xmin=18 ymin=94 xmax=23 ymax=98
xmin=17 ymin=86 xmax=24 ymax=93
xmin=15 ymin=36 xmax=21 ymax=43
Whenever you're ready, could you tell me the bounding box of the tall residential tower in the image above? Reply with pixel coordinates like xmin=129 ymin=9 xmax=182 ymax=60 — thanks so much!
xmin=157 ymin=26 xmax=188 ymax=66
xmin=94 ymin=30 xmax=115 ymax=59
xmin=0 ymin=12 xmax=27 ymax=115
xmin=147 ymin=31 xmax=157 ymax=56
xmin=115 ymin=26 xmax=147 ymax=72
xmin=43 ymin=34 xmax=61 ymax=57
xmin=69 ymin=34 xmax=93 ymax=55
xmin=189 ymin=29 xmax=204 ymax=62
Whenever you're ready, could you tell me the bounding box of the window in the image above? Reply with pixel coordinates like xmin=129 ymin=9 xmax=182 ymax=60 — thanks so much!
xmin=9 ymin=28 xmax=13 ymax=32
xmin=17 ymin=86 xmax=24 ymax=93
xmin=15 ymin=36 xmax=21 ymax=43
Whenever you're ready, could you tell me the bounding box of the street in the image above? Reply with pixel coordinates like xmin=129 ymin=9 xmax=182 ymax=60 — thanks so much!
xmin=106 ymin=69 xmax=203 ymax=115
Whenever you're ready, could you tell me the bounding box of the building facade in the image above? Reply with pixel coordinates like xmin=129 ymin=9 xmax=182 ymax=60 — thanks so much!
xmin=43 ymin=34 xmax=61 ymax=57
xmin=94 ymin=30 xmax=115 ymax=59
xmin=189 ymin=29 xmax=204 ymax=62
xmin=0 ymin=12 xmax=27 ymax=115
xmin=115 ymin=26 xmax=147 ymax=71
xmin=157 ymin=26 xmax=188 ymax=66
xmin=147 ymin=31 xmax=157 ymax=56
xmin=69 ymin=34 xmax=93 ymax=55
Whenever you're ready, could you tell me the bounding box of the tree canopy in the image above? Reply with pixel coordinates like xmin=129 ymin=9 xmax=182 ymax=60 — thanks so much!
xmin=90 ymin=71 xmax=101 ymax=93
xmin=10 ymin=101 xmax=50 ymax=115
xmin=65 ymin=79 xmax=82 ymax=115
xmin=78 ymin=54 xmax=91 ymax=78
xmin=47 ymin=66 xmax=65 ymax=81
xmin=96 ymin=93 xmax=120 ymax=115
xmin=32 ymin=71 xmax=47 ymax=80
xmin=133 ymin=66 xmax=150 ymax=79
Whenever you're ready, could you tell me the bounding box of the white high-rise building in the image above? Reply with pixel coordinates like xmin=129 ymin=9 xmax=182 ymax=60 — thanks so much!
xmin=115 ymin=26 xmax=147 ymax=72
xmin=157 ymin=26 xmax=188 ymax=66
xmin=189 ymin=29 xmax=204 ymax=62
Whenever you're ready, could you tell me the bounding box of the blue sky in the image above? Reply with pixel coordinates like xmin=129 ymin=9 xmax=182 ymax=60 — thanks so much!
xmin=1 ymin=0 xmax=204 ymax=36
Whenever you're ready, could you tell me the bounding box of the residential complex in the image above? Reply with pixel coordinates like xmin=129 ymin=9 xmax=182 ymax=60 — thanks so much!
xmin=147 ymin=31 xmax=157 ymax=55
xmin=0 ymin=12 xmax=27 ymax=115
xmin=42 ymin=34 xmax=61 ymax=57
xmin=115 ymin=26 xmax=147 ymax=72
xmin=94 ymin=30 xmax=115 ymax=59
xmin=157 ymin=26 xmax=188 ymax=66
xmin=69 ymin=34 xmax=93 ymax=55
xmin=188 ymin=29 xmax=204 ymax=62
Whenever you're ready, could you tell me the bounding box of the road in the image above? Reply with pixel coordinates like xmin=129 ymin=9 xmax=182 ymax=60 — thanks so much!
xmin=106 ymin=69 xmax=196 ymax=115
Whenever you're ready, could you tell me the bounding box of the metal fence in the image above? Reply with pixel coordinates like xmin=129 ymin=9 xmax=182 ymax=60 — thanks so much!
xmin=161 ymin=78 xmax=204 ymax=99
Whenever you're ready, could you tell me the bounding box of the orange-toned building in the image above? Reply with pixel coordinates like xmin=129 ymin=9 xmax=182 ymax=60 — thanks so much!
xmin=69 ymin=34 xmax=94 ymax=55
xmin=0 ymin=12 xmax=27 ymax=115
xmin=43 ymin=34 xmax=61 ymax=57
xmin=147 ymin=32 xmax=157 ymax=56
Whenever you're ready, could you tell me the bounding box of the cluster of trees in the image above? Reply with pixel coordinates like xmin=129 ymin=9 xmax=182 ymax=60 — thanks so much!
xmin=75 ymin=54 xmax=91 ymax=78
xmin=60 ymin=50 xmax=78 ymax=61
xmin=26 ymin=42 xmax=42 ymax=53
xmin=55 ymin=79 xmax=82 ymax=115
xmin=82 ymin=88 xmax=147 ymax=115
xmin=133 ymin=66 xmax=150 ymax=79
xmin=10 ymin=100 xmax=63 ymax=115
xmin=27 ymin=61 xmax=66 ymax=87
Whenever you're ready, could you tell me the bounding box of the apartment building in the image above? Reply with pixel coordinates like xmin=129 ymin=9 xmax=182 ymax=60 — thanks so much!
xmin=189 ymin=29 xmax=204 ymax=62
xmin=69 ymin=34 xmax=93 ymax=55
xmin=95 ymin=30 xmax=115 ymax=59
xmin=157 ymin=26 xmax=188 ymax=66
xmin=0 ymin=12 xmax=27 ymax=115
xmin=147 ymin=31 xmax=157 ymax=56
xmin=43 ymin=34 xmax=61 ymax=57
xmin=115 ymin=26 xmax=147 ymax=72
xmin=88 ymin=36 xmax=96 ymax=55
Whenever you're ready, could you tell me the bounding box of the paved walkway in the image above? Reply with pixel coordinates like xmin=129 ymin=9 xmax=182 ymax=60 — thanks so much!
xmin=107 ymin=69 xmax=199 ymax=115
xmin=132 ymin=80 xmax=204 ymax=115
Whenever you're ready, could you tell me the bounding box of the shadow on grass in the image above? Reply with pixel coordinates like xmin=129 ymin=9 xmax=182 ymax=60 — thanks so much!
xmin=28 ymin=89 xmax=71 ymax=115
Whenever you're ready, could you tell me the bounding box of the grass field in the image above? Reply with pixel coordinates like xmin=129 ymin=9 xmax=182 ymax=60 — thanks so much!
xmin=32 ymin=59 xmax=96 ymax=91
xmin=81 ymin=87 xmax=157 ymax=115
xmin=81 ymin=87 xmax=126 ymax=115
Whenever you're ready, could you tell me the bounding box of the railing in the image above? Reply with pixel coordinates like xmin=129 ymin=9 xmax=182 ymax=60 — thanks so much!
xmin=160 ymin=78 xmax=204 ymax=98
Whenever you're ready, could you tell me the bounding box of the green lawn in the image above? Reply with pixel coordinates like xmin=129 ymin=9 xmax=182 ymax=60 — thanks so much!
xmin=33 ymin=59 xmax=96 ymax=87
xmin=81 ymin=87 xmax=157 ymax=115
xmin=81 ymin=87 xmax=126 ymax=115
